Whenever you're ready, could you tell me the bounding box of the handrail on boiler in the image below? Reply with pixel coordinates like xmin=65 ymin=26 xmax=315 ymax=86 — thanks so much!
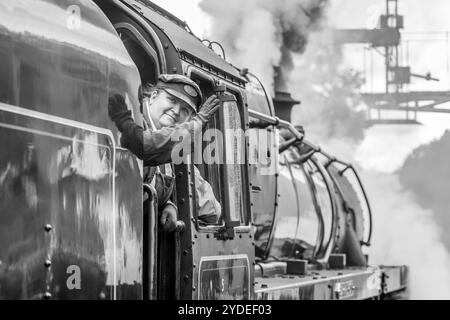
xmin=248 ymin=109 xmax=372 ymax=246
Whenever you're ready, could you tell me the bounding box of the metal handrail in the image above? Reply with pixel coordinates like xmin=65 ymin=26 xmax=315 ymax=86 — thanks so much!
xmin=248 ymin=109 xmax=373 ymax=246
xmin=143 ymin=183 xmax=158 ymax=300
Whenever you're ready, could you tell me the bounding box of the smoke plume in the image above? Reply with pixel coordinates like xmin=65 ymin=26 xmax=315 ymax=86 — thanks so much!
xmin=288 ymin=31 xmax=367 ymax=143
xmin=199 ymin=0 xmax=329 ymax=92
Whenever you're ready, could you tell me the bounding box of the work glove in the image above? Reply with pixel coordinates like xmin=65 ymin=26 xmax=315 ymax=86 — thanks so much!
xmin=160 ymin=202 xmax=178 ymax=233
xmin=108 ymin=93 xmax=133 ymax=131
xmin=195 ymin=94 xmax=221 ymax=124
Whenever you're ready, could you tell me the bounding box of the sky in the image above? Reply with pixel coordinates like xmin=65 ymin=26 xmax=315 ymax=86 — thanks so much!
xmin=327 ymin=0 xmax=450 ymax=171
xmin=151 ymin=0 xmax=450 ymax=172
xmin=151 ymin=0 xmax=210 ymax=36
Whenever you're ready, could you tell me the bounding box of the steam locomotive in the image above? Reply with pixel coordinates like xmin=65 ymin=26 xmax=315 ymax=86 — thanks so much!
xmin=0 ymin=0 xmax=407 ymax=299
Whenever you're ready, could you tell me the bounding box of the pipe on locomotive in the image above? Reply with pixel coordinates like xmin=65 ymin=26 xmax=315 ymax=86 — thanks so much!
xmin=248 ymin=109 xmax=373 ymax=246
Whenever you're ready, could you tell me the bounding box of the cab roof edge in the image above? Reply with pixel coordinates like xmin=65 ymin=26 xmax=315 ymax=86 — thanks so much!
xmin=127 ymin=0 xmax=193 ymax=34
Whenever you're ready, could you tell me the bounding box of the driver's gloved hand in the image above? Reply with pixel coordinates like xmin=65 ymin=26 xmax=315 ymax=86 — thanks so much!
xmin=108 ymin=93 xmax=134 ymax=131
xmin=159 ymin=202 xmax=178 ymax=233
xmin=194 ymin=94 xmax=221 ymax=124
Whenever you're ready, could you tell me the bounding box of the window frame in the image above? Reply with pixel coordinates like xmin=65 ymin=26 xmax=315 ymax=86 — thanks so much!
xmin=114 ymin=22 xmax=161 ymax=76
xmin=185 ymin=65 xmax=251 ymax=234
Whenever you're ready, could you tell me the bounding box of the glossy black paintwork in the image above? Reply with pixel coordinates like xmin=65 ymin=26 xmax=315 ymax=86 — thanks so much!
xmin=0 ymin=0 xmax=143 ymax=299
xmin=123 ymin=0 xmax=246 ymax=84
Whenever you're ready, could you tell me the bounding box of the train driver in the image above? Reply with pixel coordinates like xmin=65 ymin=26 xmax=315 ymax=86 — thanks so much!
xmin=108 ymin=74 xmax=222 ymax=231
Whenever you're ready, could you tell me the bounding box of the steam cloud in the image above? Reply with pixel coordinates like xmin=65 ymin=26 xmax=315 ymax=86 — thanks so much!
xmin=364 ymin=170 xmax=450 ymax=299
xmin=399 ymin=130 xmax=450 ymax=252
xmin=288 ymin=32 xmax=367 ymax=143
xmin=199 ymin=0 xmax=329 ymax=92
xmin=199 ymin=0 xmax=450 ymax=299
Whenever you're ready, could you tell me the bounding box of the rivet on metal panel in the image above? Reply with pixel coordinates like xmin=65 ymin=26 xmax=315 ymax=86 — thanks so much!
xmin=180 ymin=198 xmax=185 ymax=205
xmin=183 ymin=250 xmax=189 ymax=256
xmin=249 ymin=234 xmax=252 ymax=239
xmin=164 ymin=43 xmax=169 ymax=49
xmin=194 ymin=234 xmax=198 ymax=239
xmin=99 ymin=292 xmax=106 ymax=300
xmin=44 ymin=224 xmax=52 ymax=232
xmin=172 ymin=67 xmax=177 ymax=73
xmin=44 ymin=260 xmax=51 ymax=268
xmin=206 ymin=234 xmax=210 ymax=239
xmin=192 ymin=286 xmax=196 ymax=292
xmin=184 ymin=275 xmax=190 ymax=282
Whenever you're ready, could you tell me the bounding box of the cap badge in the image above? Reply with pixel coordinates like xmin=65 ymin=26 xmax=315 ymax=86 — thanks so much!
xmin=184 ymin=85 xmax=198 ymax=97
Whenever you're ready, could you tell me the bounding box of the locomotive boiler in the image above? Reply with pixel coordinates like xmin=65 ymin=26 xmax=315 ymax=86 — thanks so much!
xmin=0 ymin=0 xmax=407 ymax=299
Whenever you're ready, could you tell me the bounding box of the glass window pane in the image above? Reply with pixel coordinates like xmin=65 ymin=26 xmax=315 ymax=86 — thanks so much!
xmin=223 ymin=101 xmax=244 ymax=223
xmin=195 ymin=108 xmax=223 ymax=225
xmin=195 ymin=96 xmax=246 ymax=226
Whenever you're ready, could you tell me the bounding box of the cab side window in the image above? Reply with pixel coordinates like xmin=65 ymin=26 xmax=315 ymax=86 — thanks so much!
xmin=191 ymin=76 xmax=249 ymax=228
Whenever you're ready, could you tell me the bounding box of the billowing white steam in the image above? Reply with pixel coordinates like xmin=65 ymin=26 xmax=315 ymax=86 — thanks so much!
xmin=314 ymin=137 xmax=450 ymax=300
xmin=363 ymin=171 xmax=450 ymax=299
xmin=199 ymin=0 xmax=328 ymax=92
